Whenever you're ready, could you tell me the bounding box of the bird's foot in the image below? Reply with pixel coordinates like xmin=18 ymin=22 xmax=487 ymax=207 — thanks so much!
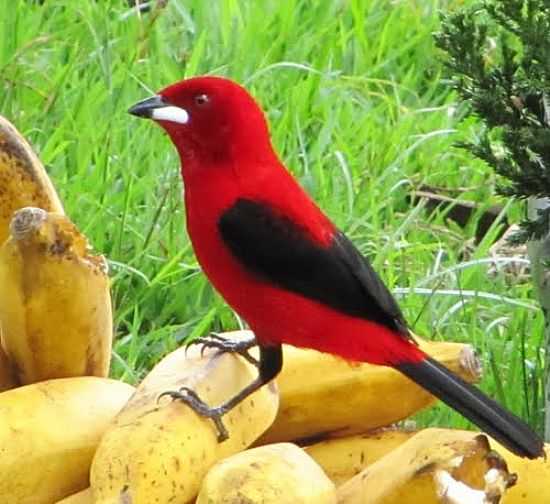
xmin=186 ymin=332 xmax=259 ymax=367
xmin=159 ymin=386 xmax=229 ymax=442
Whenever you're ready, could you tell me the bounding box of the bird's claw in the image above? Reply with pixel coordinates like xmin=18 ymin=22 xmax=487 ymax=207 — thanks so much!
xmin=159 ymin=386 xmax=229 ymax=442
xmin=185 ymin=333 xmax=259 ymax=367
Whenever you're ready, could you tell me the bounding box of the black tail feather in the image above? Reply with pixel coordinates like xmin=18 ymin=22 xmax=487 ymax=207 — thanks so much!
xmin=396 ymin=357 xmax=544 ymax=459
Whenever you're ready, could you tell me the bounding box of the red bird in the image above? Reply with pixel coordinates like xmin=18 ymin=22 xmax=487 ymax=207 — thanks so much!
xmin=129 ymin=76 xmax=543 ymax=458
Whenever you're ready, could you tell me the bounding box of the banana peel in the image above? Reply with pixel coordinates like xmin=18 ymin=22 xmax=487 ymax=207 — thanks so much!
xmin=91 ymin=336 xmax=279 ymax=504
xmin=0 ymin=376 xmax=135 ymax=504
xmin=0 ymin=115 xmax=63 ymax=244
xmin=336 ymin=428 xmax=515 ymax=504
xmin=256 ymin=333 xmax=480 ymax=444
xmin=197 ymin=443 xmax=336 ymax=504
xmin=0 ymin=207 xmax=113 ymax=384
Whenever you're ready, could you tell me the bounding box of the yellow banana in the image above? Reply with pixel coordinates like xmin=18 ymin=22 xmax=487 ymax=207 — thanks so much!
xmin=307 ymin=428 xmax=550 ymax=503
xmin=0 ymin=376 xmax=134 ymax=504
xmin=0 ymin=115 xmax=63 ymax=243
xmin=336 ymin=428 xmax=514 ymax=504
xmin=304 ymin=429 xmax=416 ymax=485
xmin=197 ymin=443 xmax=336 ymax=504
xmin=55 ymin=488 xmax=93 ymax=504
xmin=0 ymin=207 xmax=113 ymax=384
xmin=257 ymin=335 xmax=480 ymax=444
xmin=91 ymin=336 xmax=279 ymax=504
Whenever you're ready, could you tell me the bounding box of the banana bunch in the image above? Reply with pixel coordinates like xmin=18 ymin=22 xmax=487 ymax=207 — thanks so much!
xmin=336 ymin=428 xmax=514 ymax=504
xmin=88 ymin=330 xmax=550 ymax=504
xmin=1 ymin=324 xmax=548 ymax=503
xmin=90 ymin=337 xmax=280 ymax=504
xmin=0 ymin=376 xmax=134 ymax=504
xmin=0 ymin=207 xmax=113 ymax=384
xmin=196 ymin=427 xmax=521 ymax=504
xmin=0 ymin=115 xmax=122 ymax=503
xmin=0 ymin=116 xmax=112 ymax=386
xmin=305 ymin=428 xmax=550 ymax=503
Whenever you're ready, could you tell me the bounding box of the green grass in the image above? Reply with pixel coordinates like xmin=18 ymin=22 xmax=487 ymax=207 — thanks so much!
xmin=0 ymin=0 xmax=544 ymax=433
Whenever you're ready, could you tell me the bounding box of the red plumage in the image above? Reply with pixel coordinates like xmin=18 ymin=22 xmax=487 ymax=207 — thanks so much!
xmin=157 ymin=77 xmax=423 ymax=364
xmin=183 ymin=150 xmax=422 ymax=365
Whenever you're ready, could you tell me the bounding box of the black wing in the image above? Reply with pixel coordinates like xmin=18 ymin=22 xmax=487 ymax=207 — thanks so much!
xmin=218 ymin=198 xmax=410 ymax=337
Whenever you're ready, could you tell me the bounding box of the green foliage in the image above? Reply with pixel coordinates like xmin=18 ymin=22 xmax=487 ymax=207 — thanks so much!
xmin=436 ymin=0 xmax=550 ymax=243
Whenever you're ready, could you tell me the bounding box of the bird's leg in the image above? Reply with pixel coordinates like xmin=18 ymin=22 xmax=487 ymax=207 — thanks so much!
xmin=186 ymin=332 xmax=259 ymax=366
xmin=161 ymin=344 xmax=282 ymax=442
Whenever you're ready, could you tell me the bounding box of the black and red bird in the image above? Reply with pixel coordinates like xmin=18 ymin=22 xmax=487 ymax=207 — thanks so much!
xmin=129 ymin=76 xmax=544 ymax=458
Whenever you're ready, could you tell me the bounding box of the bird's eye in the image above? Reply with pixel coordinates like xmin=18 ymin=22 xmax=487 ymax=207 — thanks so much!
xmin=194 ymin=94 xmax=209 ymax=106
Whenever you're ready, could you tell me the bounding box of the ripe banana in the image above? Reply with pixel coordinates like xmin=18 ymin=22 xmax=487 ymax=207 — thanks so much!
xmin=55 ymin=488 xmax=93 ymax=504
xmin=304 ymin=429 xmax=416 ymax=485
xmin=0 ymin=207 xmax=113 ymax=384
xmin=196 ymin=443 xmax=336 ymax=504
xmin=0 ymin=376 xmax=135 ymax=504
xmin=0 ymin=342 xmax=17 ymax=391
xmin=257 ymin=335 xmax=480 ymax=444
xmin=91 ymin=337 xmax=279 ymax=504
xmin=0 ymin=115 xmax=63 ymax=243
xmin=336 ymin=428 xmax=514 ymax=504
xmin=307 ymin=428 xmax=550 ymax=503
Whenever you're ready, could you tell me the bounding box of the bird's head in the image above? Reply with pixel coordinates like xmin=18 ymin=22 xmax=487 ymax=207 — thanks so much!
xmin=129 ymin=76 xmax=273 ymax=165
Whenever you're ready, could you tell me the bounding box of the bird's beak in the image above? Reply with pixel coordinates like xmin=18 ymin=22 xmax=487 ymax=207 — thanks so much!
xmin=128 ymin=95 xmax=189 ymax=124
